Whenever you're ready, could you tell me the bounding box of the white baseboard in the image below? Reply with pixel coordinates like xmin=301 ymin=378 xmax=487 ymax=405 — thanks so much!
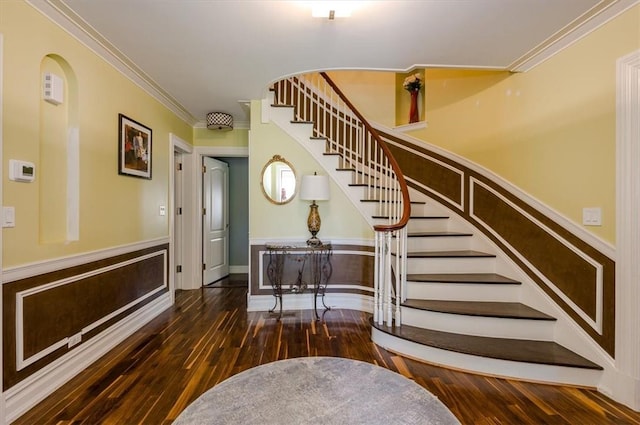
xmin=247 ymin=293 xmax=373 ymax=315
xmin=4 ymin=293 xmax=172 ymax=424
xmin=607 ymin=371 xmax=640 ymax=412
xmin=229 ymin=265 xmax=248 ymax=274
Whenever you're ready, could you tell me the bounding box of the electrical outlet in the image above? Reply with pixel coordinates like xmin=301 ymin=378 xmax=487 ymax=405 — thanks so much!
xmin=159 ymin=205 xmax=166 ymax=216
xmin=68 ymin=332 xmax=82 ymax=348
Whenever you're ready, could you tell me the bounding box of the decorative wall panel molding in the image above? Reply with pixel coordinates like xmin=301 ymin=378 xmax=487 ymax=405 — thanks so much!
xmin=470 ymin=178 xmax=604 ymax=333
xmin=3 ymin=244 xmax=169 ymax=389
xmin=377 ymin=128 xmax=616 ymax=356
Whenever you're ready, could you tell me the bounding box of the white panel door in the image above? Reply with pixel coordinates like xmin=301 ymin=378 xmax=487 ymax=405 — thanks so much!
xmin=202 ymin=157 xmax=229 ymax=285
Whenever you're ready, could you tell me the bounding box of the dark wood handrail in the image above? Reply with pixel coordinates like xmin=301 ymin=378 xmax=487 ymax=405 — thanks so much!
xmin=319 ymin=72 xmax=411 ymax=232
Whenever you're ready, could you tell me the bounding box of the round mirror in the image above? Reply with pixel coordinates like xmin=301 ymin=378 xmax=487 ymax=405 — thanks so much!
xmin=261 ymin=155 xmax=297 ymax=205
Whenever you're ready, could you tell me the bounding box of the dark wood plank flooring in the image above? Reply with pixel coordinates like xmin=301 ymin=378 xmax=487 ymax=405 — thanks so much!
xmin=14 ymin=275 xmax=640 ymax=424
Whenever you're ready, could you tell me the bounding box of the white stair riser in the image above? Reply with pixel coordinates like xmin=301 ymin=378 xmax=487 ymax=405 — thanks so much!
xmin=371 ymin=329 xmax=602 ymax=388
xmin=334 ymin=171 xmax=358 ymax=188
xmin=405 ymin=257 xmax=496 ymax=274
xmin=401 ymin=308 xmax=554 ymax=341
xmin=406 ymin=219 xmax=450 ymax=232
xmin=406 ymin=236 xmax=472 ymax=252
xmin=405 ymin=281 xmax=521 ymax=302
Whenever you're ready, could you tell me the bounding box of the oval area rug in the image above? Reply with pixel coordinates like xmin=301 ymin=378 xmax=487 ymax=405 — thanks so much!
xmin=173 ymin=356 xmax=460 ymax=424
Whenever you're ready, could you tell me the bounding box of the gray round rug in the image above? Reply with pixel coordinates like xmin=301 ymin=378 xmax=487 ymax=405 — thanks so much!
xmin=173 ymin=357 xmax=460 ymax=424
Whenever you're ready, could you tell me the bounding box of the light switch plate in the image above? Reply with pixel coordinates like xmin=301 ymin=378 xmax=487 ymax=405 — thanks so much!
xmin=583 ymin=207 xmax=602 ymax=226
xmin=2 ymin=206 xmax=16 ymax=228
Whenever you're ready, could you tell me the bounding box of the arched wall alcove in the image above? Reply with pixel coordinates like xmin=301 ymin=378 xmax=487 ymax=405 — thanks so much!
xmin=39 ymin=53 xmax=79 ymax=243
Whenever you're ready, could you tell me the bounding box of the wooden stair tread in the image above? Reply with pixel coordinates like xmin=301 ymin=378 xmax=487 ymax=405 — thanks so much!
xmin=402 ymin=300 xmax=556 ymax=321
xmin=349 ymin=183 xmax=399 ymax=190
xmin=362 ymin=199 xmax=424 ymax=205
xmin=406 ymin=250 xmax=496 ymax=258
xmin=406 ymin=273 xmax=521 ymax=285
xmin=373 ymin=215 xmax=449 ymax=220
xmin=371 ymin=320 xmax=602 ymax=370
xmin=406 ymin=231 xmax=473 ymax=237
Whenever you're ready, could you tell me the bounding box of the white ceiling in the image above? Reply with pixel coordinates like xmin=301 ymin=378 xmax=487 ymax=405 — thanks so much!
xmin=31 ymin=0 xmax=633 ymax=126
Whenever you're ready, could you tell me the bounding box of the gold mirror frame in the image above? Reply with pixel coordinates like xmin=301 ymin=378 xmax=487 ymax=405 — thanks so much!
xmin=260 ymin=155 xmax=297 ymax=205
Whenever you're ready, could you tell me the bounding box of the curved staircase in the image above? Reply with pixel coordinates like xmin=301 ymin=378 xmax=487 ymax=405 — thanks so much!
xmin=369 ymin=192 xmax=602 ymax=386
xmin=267 ymin=73 xmax=605 ymax=388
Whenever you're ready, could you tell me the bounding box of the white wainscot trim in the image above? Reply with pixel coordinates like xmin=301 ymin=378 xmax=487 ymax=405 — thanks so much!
xmin=14 ymin=250 xmax=167 ymax=371
xmin=4 ymin=293 xmax=172 ymax=424
xmin=250 ymin=237 xmax=374 ymax=247
xmin=2 ymin=237 xmax=170 ymax=283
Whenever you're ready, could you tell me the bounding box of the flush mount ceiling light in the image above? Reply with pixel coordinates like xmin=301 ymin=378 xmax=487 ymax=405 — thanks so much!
xmin=307 ymin=1 xmax=363 ymax=19
xmin=206 ymin=112 xmax=233 ymax=131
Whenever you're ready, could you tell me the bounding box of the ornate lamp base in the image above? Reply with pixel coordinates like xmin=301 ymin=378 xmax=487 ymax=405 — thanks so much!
xmin=307 ymin=201 xmax=322 ymax=246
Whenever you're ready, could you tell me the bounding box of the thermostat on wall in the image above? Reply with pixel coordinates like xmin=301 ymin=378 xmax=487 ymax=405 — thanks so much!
xmin=9 ymin=160 xmax=36 ymax=182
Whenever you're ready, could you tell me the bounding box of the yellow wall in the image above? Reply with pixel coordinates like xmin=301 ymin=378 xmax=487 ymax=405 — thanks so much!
xmin=325 ymin=71 xmax=396 ymax=128
xmin=408 ymin=6 xmax=640 ymax=243
xmin=193 ymin=126 xmax=249 ymax=147
xmin=249 ymin=101 xmax=373 ymax=241
xmin=2 ymin=2 xmax=192 ymax=267
xmin=331 ymin=6 xmax=639 ymax=243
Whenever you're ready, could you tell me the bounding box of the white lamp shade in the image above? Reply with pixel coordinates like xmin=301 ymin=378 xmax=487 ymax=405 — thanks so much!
xmin=300 ymin=174 xmax=330 ymax=201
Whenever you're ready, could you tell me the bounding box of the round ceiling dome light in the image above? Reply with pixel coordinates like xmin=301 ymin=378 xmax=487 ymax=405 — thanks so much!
xmin=206 ymin=112 xmax=233 ymax=131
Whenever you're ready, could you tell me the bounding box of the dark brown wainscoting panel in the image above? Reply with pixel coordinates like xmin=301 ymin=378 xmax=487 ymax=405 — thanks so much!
xmin=3 ymin=244 xmax=169 ymax=390
xmin=385 ymin=135 xmax=463 ymax=209
xmin=379 ymin=130 xmax=615 ymax=357
xmin=473 ymin=184 xmax=597 ymax=317
xmin=468 ymin=178 xmax=615 ymax=356
xmin=250 ymin=244 xmax=374 ymax=296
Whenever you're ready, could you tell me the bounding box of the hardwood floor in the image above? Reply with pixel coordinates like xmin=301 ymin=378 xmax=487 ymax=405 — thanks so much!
xmin=14 ymin=275 xmax=640 ymax=424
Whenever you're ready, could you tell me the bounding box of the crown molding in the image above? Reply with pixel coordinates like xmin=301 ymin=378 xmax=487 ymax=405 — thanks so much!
xmin=27 ymin=0 xmax=198 ymax=126
xmin=511 ymin=0 xmax=639 ymax=72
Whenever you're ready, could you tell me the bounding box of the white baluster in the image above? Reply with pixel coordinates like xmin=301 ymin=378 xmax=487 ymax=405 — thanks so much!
xmin=373 ymin=232 xmax=380 ymax=324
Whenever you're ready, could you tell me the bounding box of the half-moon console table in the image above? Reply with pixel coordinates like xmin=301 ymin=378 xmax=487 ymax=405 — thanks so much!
xmin=265 ymin=242 xmax=332 ymax=319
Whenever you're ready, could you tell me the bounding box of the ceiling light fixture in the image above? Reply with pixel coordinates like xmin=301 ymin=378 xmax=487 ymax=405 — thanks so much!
xmin=206 ymin=112 xmax=233 ymax=131
xmin=310 ymin=1 xmax=355 ymax=19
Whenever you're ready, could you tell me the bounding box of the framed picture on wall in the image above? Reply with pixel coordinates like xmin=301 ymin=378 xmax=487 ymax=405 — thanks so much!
xmin=118 ymin=113 xmax=152 ymax=179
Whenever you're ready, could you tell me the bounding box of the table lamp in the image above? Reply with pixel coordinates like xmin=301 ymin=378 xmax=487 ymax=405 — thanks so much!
xmin=300 ymin=172 xmax=330 ymax=246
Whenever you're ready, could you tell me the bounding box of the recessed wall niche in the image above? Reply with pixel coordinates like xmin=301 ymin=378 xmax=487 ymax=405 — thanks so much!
xmin=39 ymin=54 xmax=79 ymax=243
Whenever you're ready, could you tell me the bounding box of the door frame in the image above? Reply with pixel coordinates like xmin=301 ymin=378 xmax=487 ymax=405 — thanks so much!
xmin=1 ymin=33 xmax=6 ymax=422
xmin=202 ymin=156 xmax=230 ymax=284
xmin=170 ymin=134 xmax=192 ymax=295
xmin=614 ymin=49 xmax=640 ymax=410
xmin=181 ymin=146 xmax=248 ymax=290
